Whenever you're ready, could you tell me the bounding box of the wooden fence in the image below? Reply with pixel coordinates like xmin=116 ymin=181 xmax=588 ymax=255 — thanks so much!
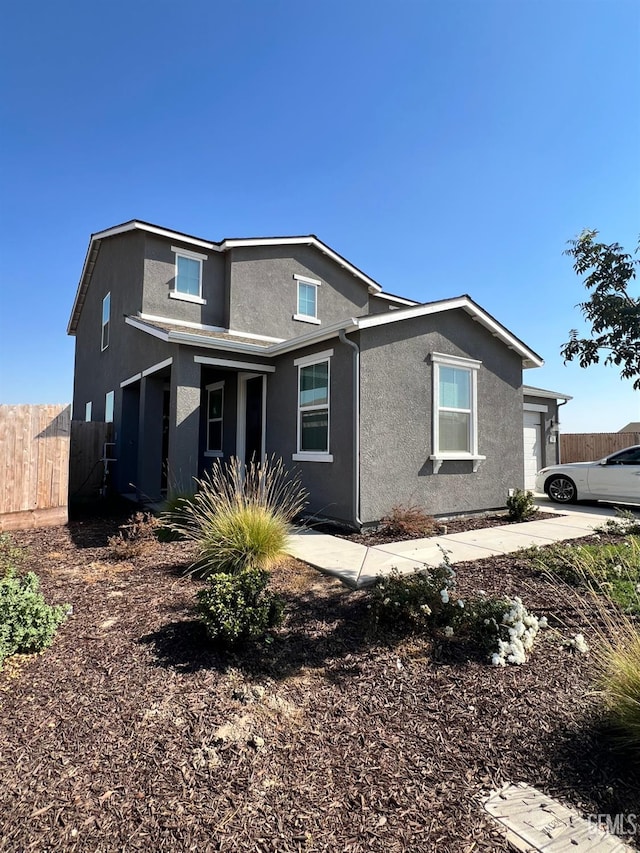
xmin=0 ymin=404 xmax=71 ymax=531
xmin=560 ymin=432 xmax=640 ymax=463
xmin=68 ymin=420 xmax=114 ymax=502
xmin=0 ymin=405 xmax=113 ymax=531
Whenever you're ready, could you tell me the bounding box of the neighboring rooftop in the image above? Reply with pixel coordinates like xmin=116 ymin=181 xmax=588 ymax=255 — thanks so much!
xmin=619 ymin=422 xmax=640 ymax=433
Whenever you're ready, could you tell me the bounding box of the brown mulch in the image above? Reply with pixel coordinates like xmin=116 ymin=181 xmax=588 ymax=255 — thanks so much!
xmin=1 ymin=517 xmax=639 ymax=852
xmin=321 ymin=510 xmax=563 ymax=546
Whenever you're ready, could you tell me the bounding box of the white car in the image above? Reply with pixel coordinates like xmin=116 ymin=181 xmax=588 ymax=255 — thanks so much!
xmin=536 ymin=445 xmax=640 ymax=505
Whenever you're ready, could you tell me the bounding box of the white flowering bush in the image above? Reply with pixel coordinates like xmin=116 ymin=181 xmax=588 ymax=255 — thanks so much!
xmin=369 ymin=554 xmax=550 ymax=666
xmin=369 ymin=556 xmax=459 ymax=633
xmin=474 ymin=597 xmax=549 ymax=666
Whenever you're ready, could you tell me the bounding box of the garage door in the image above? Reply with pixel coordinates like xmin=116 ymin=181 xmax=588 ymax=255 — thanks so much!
xmin=523 ymin=411 xmax=542 ymax=491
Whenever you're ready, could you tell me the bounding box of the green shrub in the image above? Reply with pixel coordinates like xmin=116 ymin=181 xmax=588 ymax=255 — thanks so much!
xmin=164 ymin=455 xmax=308 ymax=576
xmin=378 ymin=504 xmax=436 ymax=539
xmin=0 ymin=569 xmax=68 ymax=669
xmin=196 ymin=568 xmax=283 ymax=647
xmin=369 ymin=558 xmax=458 ymax=632
xmin=595 ymin=508 xmax=640 ymax=536
xmin=506 ymin=489 xmax=538 ymax=521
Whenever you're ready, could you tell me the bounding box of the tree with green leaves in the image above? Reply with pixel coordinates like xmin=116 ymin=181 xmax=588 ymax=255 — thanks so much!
xmin=561 ymin=229 xmax=640 ymax=389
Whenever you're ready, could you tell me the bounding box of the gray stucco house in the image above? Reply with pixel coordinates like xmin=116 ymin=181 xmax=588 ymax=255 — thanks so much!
xmin=68 ymin=219 xmax=565 ymax=526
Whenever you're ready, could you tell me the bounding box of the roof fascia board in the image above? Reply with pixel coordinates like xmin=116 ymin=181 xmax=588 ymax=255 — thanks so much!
xmin=125 ymin=316 xmax=170 ymax=341
xmin=92 ymin=220 xmax=219 ymax=251
xmin=371 ymin=291 xmax=419 ymax=306
xmin=523 ymin=385 xmax=573 ymax=401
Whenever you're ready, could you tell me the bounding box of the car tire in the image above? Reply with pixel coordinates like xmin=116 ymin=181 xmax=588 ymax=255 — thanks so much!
xmin=546 ymin=475 xmax=577 ymax=504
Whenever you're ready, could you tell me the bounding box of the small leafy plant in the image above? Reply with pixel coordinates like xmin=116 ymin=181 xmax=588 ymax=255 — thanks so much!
xmin=378 ymin=504 xmax=436 ymax=539
xmin=0 ymin=568 xmax=69 ymax=669
xmin=506 ymin=489 xmax=538 ymax=522
xmin=196 ymin=568 xmax=283 ymax=648
xmin=369 ymin=556 xmax=458 ymax=632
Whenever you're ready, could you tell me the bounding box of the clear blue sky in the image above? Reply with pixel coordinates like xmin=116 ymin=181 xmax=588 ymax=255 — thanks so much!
xmin=1 ymin=0 xmax=638 ymax=433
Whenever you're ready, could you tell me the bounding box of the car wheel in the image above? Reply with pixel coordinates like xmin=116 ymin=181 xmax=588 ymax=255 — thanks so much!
xmin=546 ymin=475 xmax=577 ymax=504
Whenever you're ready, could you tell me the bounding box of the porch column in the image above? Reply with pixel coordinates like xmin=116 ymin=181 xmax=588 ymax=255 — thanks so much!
xmin=167 ymin=351 xmax=201 ymax=496
xmin=136 ymin=375 xmax=164 ymax=502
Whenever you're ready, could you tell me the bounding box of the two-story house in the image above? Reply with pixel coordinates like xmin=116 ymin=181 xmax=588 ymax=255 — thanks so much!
xmin=68 ymin=220 xmax=567 ymax=526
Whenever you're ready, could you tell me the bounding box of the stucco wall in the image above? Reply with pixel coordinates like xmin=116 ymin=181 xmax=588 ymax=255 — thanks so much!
xmin=141 ymin=235 xmax=227 ymax=328
xmin=359 ymin=310 xmax=525 ymax=521
xmin=227 ymin=245 xmax=369 ymax=340
xmin=523 ymin=393 xmax=561 ymax=467
xmin=267 ymin=340 xmax=356 ymax=524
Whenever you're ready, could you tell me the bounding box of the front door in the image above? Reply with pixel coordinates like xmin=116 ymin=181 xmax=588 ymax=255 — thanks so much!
xmin=245 ymin=376 xmax=264 ymax=464
xmin=237 ymin=373 xmax=265 ymax=465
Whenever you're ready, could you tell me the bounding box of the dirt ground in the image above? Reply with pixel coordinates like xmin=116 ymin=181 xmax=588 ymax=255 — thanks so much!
xmin=1 ymin=516 xmax=638 ymax=852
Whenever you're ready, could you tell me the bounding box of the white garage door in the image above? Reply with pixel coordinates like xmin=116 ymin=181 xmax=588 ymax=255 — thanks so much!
xmin=523 ymin=411 xmax=542 ymax=491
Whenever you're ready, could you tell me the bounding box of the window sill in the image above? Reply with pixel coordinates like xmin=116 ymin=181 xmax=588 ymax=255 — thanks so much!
xmin=292 ymin=452 xmax=333 ymax=463
xmin=430 ymin=454 xmax=486 ymax=474
xmin=170 ymin=291 xmax=207 ymax=305
xmin=292 ymin=314 xmax=321 ymax=325
xmin=204 ymin=450 xmax=224 ymax=458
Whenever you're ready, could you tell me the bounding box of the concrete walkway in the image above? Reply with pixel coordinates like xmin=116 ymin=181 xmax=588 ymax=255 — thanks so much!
xmin=286 ymin=499 xmax=624 ymax=588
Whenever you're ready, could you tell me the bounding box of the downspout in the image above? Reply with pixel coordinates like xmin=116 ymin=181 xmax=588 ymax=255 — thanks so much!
xmin=339 ymin=328 xmax=362 ymax=529
xmin=556 ymin=398 xmax=569 ymax=463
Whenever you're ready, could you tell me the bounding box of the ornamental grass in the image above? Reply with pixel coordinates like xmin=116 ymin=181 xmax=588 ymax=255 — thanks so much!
xmin=163 ymin=455 xmax=308 ymax=576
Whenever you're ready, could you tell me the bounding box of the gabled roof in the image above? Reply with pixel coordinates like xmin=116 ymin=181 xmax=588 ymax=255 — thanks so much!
xmin=68 ymin=220 xmax=383 ymax=334
xmin=126 ymin=295 xmax=544 ymax=369
xmin=619 ymin=422 xmax=640 ymax=433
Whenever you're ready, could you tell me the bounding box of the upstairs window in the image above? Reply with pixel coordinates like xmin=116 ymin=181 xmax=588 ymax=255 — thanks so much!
xmin=171 ymin=246 xmax=207 ymax=304
xmin=293 ymin=274 xmax=321 ymax=325
xmin=85 ymin=401 xmax=92 ymax=422
xmin=293 ymin=350 xmax=333 ymax=462
xmin=205 ymin=381 xmax=224 ymax=456
xmin=430 ymin=352 xmax=485 ymax=473
xmin=101 ymin=293 xmax=110 ymax=350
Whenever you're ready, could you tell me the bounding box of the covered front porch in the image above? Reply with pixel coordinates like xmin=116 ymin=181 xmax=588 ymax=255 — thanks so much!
xmin=116 ymin=349 xmax=274 ymax=503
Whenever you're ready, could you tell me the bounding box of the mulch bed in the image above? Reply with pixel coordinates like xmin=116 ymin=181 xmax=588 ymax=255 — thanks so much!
xmin=1 ymin=517 xmax=639 ymax=852
xmin=319 ymin=510 xmax=563 ymax=546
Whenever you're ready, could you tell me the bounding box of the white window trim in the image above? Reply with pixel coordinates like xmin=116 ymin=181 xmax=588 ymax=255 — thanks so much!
xmin=205 ymin=381 xmax=224 ymax=457
xmin=430 ymin=352 xmax=485 ymax=473
xmin=294 ymin=274 xmax=320 ymax=323
xmin=85 ymin=401 xmax=92 ymax=422
xmin=105 ymin=390 xmax=114 ymax=424
xmin=172 ymin=247 xmax=207 ymax=304
xmin=295 ymin=355 xmax=333 ymax=462
xmin=101 ymin=292 xmax=110 ymax=351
